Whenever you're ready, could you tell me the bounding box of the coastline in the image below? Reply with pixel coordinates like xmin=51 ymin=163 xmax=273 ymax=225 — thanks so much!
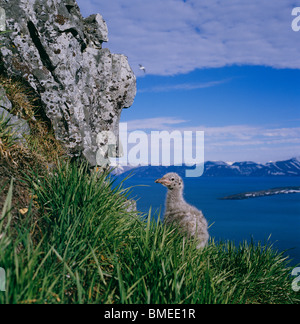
xmin=220 ymin=186 xmax=300 ymax=200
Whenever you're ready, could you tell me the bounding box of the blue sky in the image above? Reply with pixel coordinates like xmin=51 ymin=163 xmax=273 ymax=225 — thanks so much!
xmin=77 ymin=0 xmax=300 ymax=163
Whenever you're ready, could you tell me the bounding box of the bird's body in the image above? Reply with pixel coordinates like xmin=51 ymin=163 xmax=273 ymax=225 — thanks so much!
xmin=139 ymin=64 xmax=146 ymax=73
xmin=156 ymin=173 xmax=209 ymax=248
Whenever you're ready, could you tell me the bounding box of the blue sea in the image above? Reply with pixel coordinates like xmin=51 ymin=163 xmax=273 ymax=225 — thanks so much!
xmin=123 ymin=176 xmax=300 ymax=265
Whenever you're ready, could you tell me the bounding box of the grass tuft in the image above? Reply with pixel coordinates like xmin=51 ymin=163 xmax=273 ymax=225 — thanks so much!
xmin=0 ymin=163 xmax=298 ymax=304
xmin=0 ymin=112 xmax=19 ymax=162
xmin=0 ymin=76 xmax=65 ymax=166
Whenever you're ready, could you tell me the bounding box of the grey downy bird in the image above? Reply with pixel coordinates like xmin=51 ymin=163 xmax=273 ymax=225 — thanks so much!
xmin=155 ymin=172 xmax=209 ymax=248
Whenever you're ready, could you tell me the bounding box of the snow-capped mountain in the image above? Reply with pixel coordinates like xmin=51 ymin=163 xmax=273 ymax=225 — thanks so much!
xmin=263 ymin=157 xmax=300 ymax=176
xmin=117 ymin=157 xmax=300 ymax=178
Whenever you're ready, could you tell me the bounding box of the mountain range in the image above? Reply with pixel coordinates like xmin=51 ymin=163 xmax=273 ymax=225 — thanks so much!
xmin=114 ymin=157 xmax=300 ymax=178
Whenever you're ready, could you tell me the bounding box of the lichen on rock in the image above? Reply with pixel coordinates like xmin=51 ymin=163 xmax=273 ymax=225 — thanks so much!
xmin=0 ymin=0 xmax=136 ymax=166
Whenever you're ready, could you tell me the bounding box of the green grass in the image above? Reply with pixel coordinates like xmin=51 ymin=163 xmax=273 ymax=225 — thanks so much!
xmin=0 ymin=163 xmax=299 ymax=304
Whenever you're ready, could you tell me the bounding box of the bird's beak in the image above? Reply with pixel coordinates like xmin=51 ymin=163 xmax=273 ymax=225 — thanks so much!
xmin=155 ymin=178 xmax=171 ymax=186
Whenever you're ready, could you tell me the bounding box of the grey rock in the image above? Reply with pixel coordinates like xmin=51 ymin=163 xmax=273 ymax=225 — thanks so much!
xmin=0 ymin=85 xmax=11 ymax=111
xmin=0 ymin=6 xmax=5 ymax=31
xmin=84 ymin=13 xmax=108 ymax=46
xmin=0 ymin=86 xmax=30 ymax=141
xmin=0 ymin=0 xmax=136 ymax=166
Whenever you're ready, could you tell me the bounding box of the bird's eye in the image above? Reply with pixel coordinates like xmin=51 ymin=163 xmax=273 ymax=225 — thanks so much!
xmin=171 ymin=178 xmax=175 ymax=181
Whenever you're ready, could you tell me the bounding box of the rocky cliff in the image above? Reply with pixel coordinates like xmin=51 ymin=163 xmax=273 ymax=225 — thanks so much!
xmin=0 ymin=0 xmax=136 ymax=166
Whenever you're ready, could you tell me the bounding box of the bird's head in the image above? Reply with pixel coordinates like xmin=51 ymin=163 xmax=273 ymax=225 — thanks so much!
xmin=155 ymin=173 xmax=183 ymax=191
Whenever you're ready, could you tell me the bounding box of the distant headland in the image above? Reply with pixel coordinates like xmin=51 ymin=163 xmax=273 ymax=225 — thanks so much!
xmin=220 ymin=187 xmax=300 ymax=200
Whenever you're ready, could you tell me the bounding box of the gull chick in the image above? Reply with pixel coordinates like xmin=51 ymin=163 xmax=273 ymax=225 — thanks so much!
xmin=156 ymin=173 xmax=209 ymax=248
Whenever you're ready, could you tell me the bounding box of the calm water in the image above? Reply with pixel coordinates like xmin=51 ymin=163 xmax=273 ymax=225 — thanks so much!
xmin=123 ymin=177 xmax=300 ymax=265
